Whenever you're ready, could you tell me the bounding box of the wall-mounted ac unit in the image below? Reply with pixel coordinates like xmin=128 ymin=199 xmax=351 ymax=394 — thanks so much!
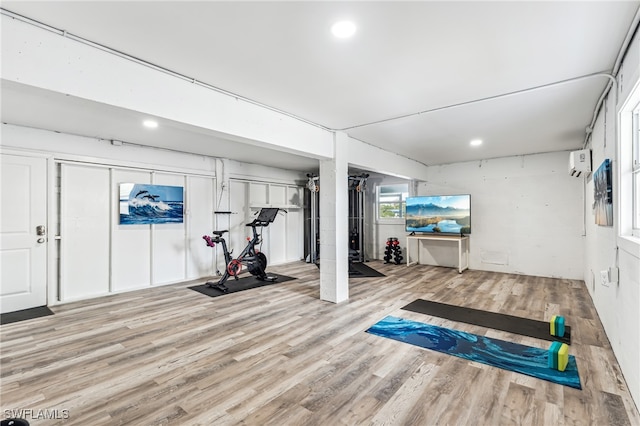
xmin=569 ymin=149 xmax=591 ymax=177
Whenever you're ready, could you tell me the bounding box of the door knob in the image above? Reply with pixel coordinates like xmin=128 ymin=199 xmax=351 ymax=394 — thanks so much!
xmin=36 ymin=225 xmax=46 ymax=236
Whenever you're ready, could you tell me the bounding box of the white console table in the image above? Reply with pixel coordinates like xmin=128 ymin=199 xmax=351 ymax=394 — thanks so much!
xmin=406 ymin=234 xmax=469 ymax=273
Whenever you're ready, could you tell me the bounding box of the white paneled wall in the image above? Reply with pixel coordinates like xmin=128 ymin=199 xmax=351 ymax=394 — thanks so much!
xmin=270 ymin=184 xmax=286 ymax=205
xmin=3 ymin=125 xmax=307 ymax=305
xmin=151 ymin=173 xmax=187 ymax=286
xmin=250 ymin=182 xmax=269 ymax=205
xmin=111 ymin=169 xmax=152 ymax=292
xmin=58 ymin=170 xmax=304 ymax=302
xmin=229 ymin=179 xmax=304 ymax=269
xmin=58 ymin=163 xmax=216 ymax=301
xmin=57 ymin=171 xmax=304 ymax=302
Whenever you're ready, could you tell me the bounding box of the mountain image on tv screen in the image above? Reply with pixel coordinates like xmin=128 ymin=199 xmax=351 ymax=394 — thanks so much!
xmin=406 ymin=195 xmax=471 ymax=234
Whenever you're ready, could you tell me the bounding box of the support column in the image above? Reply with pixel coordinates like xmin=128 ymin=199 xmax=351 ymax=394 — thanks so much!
xmin=319 ymin=132 xmax=349 ymax=303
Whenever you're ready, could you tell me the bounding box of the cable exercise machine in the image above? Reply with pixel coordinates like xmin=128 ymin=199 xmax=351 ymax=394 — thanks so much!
xmin=305 ymin=173 xmax=369 ymax=270
xmin=306 ymin=174 xmax=320 ymax=265
xmin=348 ymin=173 xmax=369 ymax=263
xmin=202 ymin=207 xmax=284 ymax=293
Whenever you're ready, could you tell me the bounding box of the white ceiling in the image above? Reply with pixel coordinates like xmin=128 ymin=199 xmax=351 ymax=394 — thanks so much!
xmin=1 ymin=1 xmax=639 ymax=172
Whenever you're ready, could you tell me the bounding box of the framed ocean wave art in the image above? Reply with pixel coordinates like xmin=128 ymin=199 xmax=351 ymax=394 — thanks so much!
xmin=119 ymin=183 xmax=184 ymax=225
xmin=593 ymin=159 xmax=613 ymax=226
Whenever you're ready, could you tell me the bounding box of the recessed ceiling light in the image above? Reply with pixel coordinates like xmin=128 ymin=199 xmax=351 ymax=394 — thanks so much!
xmin=331 ymin=21 xmax=356 ymax=38
xmin=470 ymin=139 xmax=483 ymax=146
xmin=143 ymin=120 xmax=158 ymax=129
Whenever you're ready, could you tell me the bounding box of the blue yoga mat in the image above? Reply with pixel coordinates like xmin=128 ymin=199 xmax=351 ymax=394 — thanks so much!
xmin=366 ymin=316 xmax=582 ymax=389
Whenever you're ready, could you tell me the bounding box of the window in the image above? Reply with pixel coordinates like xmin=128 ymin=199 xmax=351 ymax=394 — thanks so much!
xmin=377 ymin=183 xmax=409 ymax=219
xmin=620 ymin=80 xmax=640 ymax=241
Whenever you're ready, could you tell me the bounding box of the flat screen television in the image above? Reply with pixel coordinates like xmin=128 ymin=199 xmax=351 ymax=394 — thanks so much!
xmin=406 ymin=194 xmax=471 ymax=235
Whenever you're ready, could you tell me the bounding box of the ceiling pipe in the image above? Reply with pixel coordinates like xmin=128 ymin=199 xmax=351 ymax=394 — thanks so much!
xmin=339 ymin=72 xmax=618 ymax=132
xmin=611 ymin=5 xmax=640 ymax=78
xmin=582 ymin=73 xmax=616 ymax=142
xmin=582 ymin=4 xmax=640 ymax=148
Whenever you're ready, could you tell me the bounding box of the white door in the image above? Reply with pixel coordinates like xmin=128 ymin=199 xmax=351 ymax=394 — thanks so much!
xmin=0 ymin=154 xmax=48 ymax=313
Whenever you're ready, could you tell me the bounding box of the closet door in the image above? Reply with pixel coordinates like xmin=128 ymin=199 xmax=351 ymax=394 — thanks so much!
xmin=60 ymin=163 xmax=110 ymax=301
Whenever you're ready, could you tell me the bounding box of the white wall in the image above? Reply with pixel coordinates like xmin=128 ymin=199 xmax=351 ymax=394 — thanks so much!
xmin=414 ymin=152 xmax=585 ymax=279
xmin=1 ymin=124 xmax=306 ymax=304
xmin=583 ymin=28 xmax=640 ymax=409
xmin=369 ymin=152 xmax=585 ymax=279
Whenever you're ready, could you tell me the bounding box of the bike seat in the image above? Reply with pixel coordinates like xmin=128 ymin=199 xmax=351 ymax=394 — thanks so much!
xmin=212 ymin=230 xmax=228 ymax=236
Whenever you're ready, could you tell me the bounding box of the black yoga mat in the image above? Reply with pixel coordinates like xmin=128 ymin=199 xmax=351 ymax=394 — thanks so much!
xmin=189 ymin=274 xmax=296 ymax=298
xmin=401 ymin=299 xmax=571 ymax=345
xmin=1 ymin=306 xmax=54 ymax=325
xmin=349 ymin=262 xmax=386 ymax=278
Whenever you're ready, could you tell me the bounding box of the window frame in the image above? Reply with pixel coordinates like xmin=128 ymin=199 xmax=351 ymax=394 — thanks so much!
xmin=376 ymin=183 xmax=409 ymax=223
xmin=617 ymin=78 xmax=640 ymax=256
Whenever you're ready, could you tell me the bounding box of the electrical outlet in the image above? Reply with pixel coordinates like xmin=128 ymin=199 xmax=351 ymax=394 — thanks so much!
xmin=600 ymin=270 xmax=609 ymax=286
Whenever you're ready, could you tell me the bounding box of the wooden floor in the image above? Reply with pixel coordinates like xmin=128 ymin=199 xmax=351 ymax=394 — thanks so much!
xmin=1 ymin=261 xmax=639 ymax=425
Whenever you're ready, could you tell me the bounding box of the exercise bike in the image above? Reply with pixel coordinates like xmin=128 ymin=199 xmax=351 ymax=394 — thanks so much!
xmin=202 ymin=207 xmax=283 ymax=293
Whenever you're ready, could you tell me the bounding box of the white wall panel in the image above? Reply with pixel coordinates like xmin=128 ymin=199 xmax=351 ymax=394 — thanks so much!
xmin=285 ymin=209 xmax=302 ymax=261
xmin=267 ymin=209 xmax=287 ymax=265
xmin=250 ymin=182 xmax=268 ymax=205
xmin=286 ymin=187 xmax=303 ymax=261
xmin=287 ymin=185 xmax=303 ymax=209
xmin=270 ymin=184 xmax=286 ymax=205
xmin=111 ymin=169 xmax=151 ymax=291
xmin=60 ymin=164 xmax=110 ymax=300
xmin=187 ymin=176 xmax=215 ymax=279
xmin=228 ymin=180 xmax=303 ymax=268
xmin=151 ymin=173 xmax=186 ymax=285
